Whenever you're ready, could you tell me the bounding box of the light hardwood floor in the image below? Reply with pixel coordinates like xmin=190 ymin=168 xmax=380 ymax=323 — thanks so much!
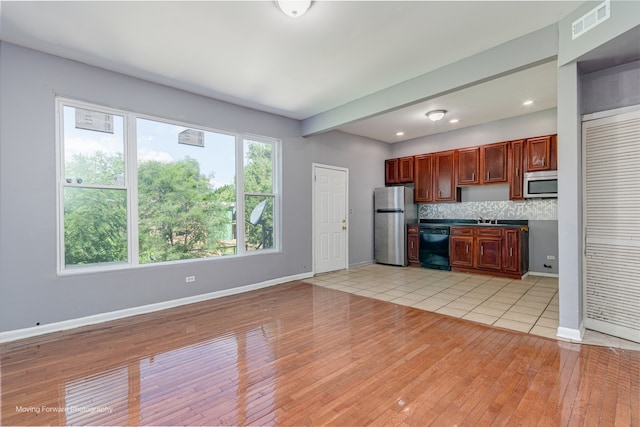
xmin=1 ymin=279 xmax=639 ymax=426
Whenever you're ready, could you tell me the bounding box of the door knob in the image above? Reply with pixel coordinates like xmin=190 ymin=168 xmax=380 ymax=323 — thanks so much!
xmin=342 ymin=226 xmax=347 ymax=230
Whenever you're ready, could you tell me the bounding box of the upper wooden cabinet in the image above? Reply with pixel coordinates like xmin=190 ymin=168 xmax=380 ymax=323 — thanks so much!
xmin=481 ymin=142 xmax=508 ymax=184
xmin=457 ymin=143 xmax=507 ymax=186
xmin=456 ymin=147 xmax=480 ymax=186
xmin=398 ymin=156 xmax=414 ymax=183
xmin=509 ymin=139 xmax=525 ymax=200
xmin=525 ymin=135 xmax=557 ymax=172
xmin=385 ymin=158 xmax=398 ymax=185
xmin=434 ymin=150 xmax=460 ymax=202
xmin=413 ymin=154 xmax=433 ymax=203
xmin=385 ymin=156 xmax=414 ymax=185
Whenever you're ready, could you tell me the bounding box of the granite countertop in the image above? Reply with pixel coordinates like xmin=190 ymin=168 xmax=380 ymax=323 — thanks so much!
xmin=419 ymin=219 xmax=528 ymax=229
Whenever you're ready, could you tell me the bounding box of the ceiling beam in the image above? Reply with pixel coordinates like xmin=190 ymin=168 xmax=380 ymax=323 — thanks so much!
xmin=302 ymin=24 xmax=559 ymax=137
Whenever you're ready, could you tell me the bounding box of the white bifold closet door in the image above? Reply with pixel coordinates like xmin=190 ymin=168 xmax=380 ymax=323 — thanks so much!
xmin=584 ymin=107 xmax=640 ymax=343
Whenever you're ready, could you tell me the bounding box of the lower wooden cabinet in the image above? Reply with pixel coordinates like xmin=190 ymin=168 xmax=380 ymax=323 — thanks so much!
xmin=476 ymin=229 xmax=502 ymax=271
xmin=450 ymin=228 xmax=474 ymax=268
xmin=450 ymin=226 xmax=528 ymax=279
xmin=407 ymin=226 xmax=420 ymax=267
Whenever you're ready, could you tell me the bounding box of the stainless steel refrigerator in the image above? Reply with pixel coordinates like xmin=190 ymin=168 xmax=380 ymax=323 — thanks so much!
xmin=374 ymin=186 xmax=417 ymax=266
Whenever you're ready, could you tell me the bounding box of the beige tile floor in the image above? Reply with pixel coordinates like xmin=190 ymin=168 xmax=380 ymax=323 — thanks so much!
xmin=307 ymin=263 xmax=640 ymax=352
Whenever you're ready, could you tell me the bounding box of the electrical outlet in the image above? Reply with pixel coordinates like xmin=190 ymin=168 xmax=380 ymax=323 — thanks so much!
xmin=547 ymin=255 xmax=556 ymax=260
xmin=185 ymin=276 xmax=196 ymax=283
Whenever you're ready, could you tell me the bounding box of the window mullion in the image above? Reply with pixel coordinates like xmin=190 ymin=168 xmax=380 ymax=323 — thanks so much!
xmin=236 ymin=135 xmax=246 ymax=255
xmin=128 ymin=112 xmax=139 ymax=266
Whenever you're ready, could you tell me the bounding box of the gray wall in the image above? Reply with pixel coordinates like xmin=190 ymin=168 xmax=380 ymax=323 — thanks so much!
xmin=0 ymin=42 xmax=389 ymax=332
xmin=582 ymin=60 xmax=640 ymax=114
xmin=390 ymin=108 xmax=557 ymax=157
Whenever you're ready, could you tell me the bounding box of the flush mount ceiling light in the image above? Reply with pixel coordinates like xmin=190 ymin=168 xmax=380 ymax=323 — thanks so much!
xmin=426 ymin=110 xmax=447 ymax=122
xmin=395 ymin=131 xmax=405 ymax=137
xmin=276 ymin=0 xmax=312 ymax=17
xmin=523 ymin=100 xmax=534 ymax=106
xmin=449 ymin=119 xmax=459 ymax=124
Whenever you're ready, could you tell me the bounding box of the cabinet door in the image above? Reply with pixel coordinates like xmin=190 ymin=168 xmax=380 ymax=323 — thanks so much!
xmin=457 ymin=147 xmax=480 ymax=186
xmin=385 ymin=158 xmax=398 ymax=185
xmin=477 ymin=237 xmax=502 ymax=271
xmin=450 ymin=235 xmax=474 ymax=268
xmin=503 ymin=229 xmax=520 ymax=273
xmin=407 ymin=226 xmax=420 ymax=266
xmin=398 ymin=157 xmax=414 ymax=183
xmin=509 ymin=139 xmax=524 ymax=200
xmin=413 ymin=154 xmax=433 ymax=203
xmin=525 ymin=136 xmax=552 ymax=172
xmin=434 ymin=150 xmax=458 ymax=202
xmin=482 ymin=142 xmax=508 ymax=183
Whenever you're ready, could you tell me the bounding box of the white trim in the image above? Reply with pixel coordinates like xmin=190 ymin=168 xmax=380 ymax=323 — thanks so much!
xmin=350 ymin=260 xmax=375 ymax=269
xmin=0 ymin=272 xmax=313 ymax=344
xmin=582 ymin=104 xmax=640 ymax=122
xmin=55 ymin=97 xmax=282 ymax=273
xmin=557 ymin=324 xmax=585 ymax=341
xmin=528 ymin=271 xmax=559 ymax=278
xmin=312 ymin=163 xmax=350 ymax=275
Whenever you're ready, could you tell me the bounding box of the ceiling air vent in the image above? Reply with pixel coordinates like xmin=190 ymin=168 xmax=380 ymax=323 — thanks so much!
xmin=572 ymin=0 xmax=610 ymax=40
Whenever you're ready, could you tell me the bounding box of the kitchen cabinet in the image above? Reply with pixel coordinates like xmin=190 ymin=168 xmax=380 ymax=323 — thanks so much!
xmin=450 ymin=226 xmax=528 ymax=279
xmin=503 ymin=229 xmax=520 ymax=273
xmin=398 ymin=157 xmax=414 ymax=183
xmin=407 ymin=225 xmax=420 ymax=267
xmin=413 ymin=154 xmax=433 ymax=203
xmin=385 ymin=158 xmax=398 ymax=185
xmin=385 ymin=156 xmax=414 ymax=185
xmin=481 ymin=142 xmax=508 ymax=184
xmin=525 ymin=135 xmax=557 ymax=172
xmin=476 ymin=229 xmax=502 ymax=271
xmin=509 ymin=139 xmax=524 ymax=200
xmin=450 ymin=228 xmax=474 ymax=268
xmin=434 ymin=150 xmax=460 ymax=202
xmin=457 ymin=147 xmax=480 ymax=186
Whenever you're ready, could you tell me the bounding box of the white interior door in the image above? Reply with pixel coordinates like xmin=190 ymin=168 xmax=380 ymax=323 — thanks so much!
xmin=584 ymin=107 xmax=640 ymax=343
xmin=313 ymin=164 xmax=348 ymax=274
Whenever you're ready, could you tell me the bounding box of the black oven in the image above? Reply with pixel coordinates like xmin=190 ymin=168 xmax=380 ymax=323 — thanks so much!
xmin=419 ymin=225 xmax=451 ymax=271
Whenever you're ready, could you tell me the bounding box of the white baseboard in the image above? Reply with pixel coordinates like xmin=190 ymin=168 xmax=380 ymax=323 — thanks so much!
xmin=557 ymin=324 xmax=585 ymax=341
xmin=528 ymin=271 xmax=559 ymax=278
xmin=0 ymin=272 xmax=314 ymax=344
xmin=349 ymin=260 xmax=375 ymax=269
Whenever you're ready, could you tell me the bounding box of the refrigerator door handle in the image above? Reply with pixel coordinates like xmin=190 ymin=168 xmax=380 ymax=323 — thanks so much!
xmin=376 ymin=209 xmax=404 ymax=213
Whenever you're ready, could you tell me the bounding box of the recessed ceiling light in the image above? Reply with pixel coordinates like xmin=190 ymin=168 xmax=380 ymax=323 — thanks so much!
xmin=449 ymin=119 xmax=459 ymax=124
xmin=523 ymin=100 xmax=534 ymax=106
xmin=396 ymin=131 xmax=405 ymax=137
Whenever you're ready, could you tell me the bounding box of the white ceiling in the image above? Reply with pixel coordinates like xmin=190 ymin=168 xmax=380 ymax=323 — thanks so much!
xmin=0 ymin=1 xmax=587 ymax=142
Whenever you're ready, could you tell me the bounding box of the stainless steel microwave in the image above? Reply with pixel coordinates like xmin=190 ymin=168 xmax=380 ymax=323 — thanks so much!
xmin=524 ymin=170 xmax=558 ymax=198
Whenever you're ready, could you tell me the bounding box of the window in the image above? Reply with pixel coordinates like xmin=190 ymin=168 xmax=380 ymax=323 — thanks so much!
xmin=56 ymin=99 xmax=280 ymax=273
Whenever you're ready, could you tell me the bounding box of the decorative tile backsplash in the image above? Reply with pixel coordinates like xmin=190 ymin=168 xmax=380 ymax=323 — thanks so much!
xmin=418 ymin=199 xmax=557 ymax=221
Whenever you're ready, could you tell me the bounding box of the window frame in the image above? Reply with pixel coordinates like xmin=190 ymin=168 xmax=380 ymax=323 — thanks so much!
xmin=55 ymin=98 xmax=281 ymax=275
